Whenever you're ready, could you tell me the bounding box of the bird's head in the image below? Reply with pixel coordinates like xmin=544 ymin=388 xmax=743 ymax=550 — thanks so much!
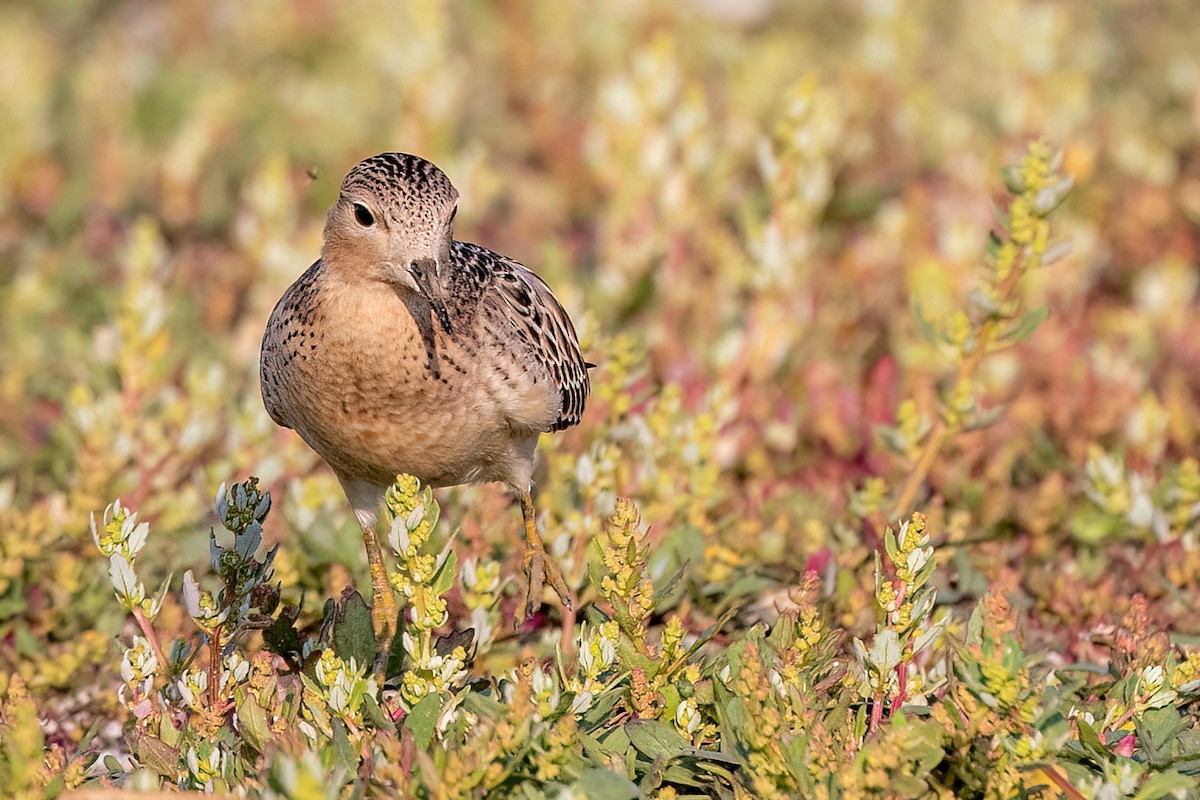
xmin=321 ymin=152 xmax=459 ymax=299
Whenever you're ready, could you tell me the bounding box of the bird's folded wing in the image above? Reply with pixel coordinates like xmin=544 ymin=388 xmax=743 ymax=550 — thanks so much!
xmin=489 ymin=259 xmax=590 ymax=433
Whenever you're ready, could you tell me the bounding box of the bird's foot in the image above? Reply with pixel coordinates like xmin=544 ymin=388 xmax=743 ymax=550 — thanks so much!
xmin=521 ymin=548 xmax=574 ymax=621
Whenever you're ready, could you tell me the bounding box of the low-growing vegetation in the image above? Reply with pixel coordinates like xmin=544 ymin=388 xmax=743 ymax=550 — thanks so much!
xmin=3 ymin=1 xmax=1200 ymax=798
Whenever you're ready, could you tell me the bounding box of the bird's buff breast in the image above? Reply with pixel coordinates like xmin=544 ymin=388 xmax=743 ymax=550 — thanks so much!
xmin=264 ymin=283 xmax=510 ymax=487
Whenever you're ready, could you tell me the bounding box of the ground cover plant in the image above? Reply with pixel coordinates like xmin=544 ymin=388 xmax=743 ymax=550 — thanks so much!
xmin=3 ymin=1 xmax=1200 ymax=797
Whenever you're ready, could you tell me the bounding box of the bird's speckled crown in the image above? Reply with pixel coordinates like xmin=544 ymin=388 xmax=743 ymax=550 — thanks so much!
xmin=339 ymin=152 xmax=458 ymax=226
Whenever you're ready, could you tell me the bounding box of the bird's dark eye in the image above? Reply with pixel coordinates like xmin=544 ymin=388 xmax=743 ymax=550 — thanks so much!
xmin=352 ymin=203 xmax=375 ymax=227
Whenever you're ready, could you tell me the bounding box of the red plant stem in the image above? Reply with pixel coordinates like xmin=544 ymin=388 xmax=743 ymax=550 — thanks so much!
xmin=132 ymin=605 xmax=169 ymax=672
xmin=560 ymin=601 xmax=577 ymax=662
xmin=893 ymin=660 xmax=909 ymax=715
xmin=869 ymin=692 xmax=885 ymax=734
xmin=1040 ymin=765 xmax=1086 ymax=800
xmin=1104 ymin=696 xmax=1147 ymax=737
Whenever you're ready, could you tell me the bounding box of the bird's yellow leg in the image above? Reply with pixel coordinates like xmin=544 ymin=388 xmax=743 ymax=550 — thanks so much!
xmin=520 ymin=491 xmax=574 ymax=619
xmin=362 ymin=523 xmax=398 ymax=642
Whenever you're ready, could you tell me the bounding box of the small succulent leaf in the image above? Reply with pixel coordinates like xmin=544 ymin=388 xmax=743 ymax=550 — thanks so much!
xmin=1002 ymin=306 xmax=1049 ymax=344
xmin=626 ymin=719 xmax=690 ymax=761
xmin=1132 ymin=770 xmax=1197 ymax=800
xmin=574 ymin=767 xmax=642 ymax=800
xmin=404 ymin=692 xmax=442 ymax=750
xmin=331 ymin=591 xmax=376 ymax=667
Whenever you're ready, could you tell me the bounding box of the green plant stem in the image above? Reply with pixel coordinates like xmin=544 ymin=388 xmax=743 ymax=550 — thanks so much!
xmin=889 ymin=260 xmax=1026 ymax=522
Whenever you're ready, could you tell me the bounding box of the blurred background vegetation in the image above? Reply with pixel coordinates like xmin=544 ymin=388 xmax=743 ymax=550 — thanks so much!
xmin=2 ymin=0 xmax=1200 ymax=793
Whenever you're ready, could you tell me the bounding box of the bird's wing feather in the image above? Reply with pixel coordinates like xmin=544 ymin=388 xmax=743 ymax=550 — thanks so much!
xmin=458 ymin=243 xmax=589 ymax=433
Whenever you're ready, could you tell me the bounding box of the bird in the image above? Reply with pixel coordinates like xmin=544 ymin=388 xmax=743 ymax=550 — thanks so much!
xmin=259 ymin=152 xmax=590 ymax=640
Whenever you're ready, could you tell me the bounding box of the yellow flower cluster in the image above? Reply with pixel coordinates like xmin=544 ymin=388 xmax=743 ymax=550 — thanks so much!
xmin=382 ymin=475 xmax=471 ymax=724
xmin=598 ymin=498 xmax=655 ymax=640
xmin=460 ymin=558 xmax=500 ymax=611
xmin=385 ymin=475 xmax=450 ymax=629
xmin=460 ymin=556 xmax=503 ymax=651
xmin=727 ymin=641 xmax=796 ymax=800
xmin=397 ymin=632 xmax=468 ymax=712
xmin=1171 ymin=458 xmax=1200 ymax=536
xmin=306 ymin=647 xmax=378 ymax=730
xmin=779 ymin=606 xmax=824 ymax=688
xmin=879 ymin=513 xmax=934 ymax=630
xmin=1171 ymin=651 xmax=1200 ymax=690
xmin=91 ymin=500 xmax=157 ymax=614
xmin=854 ymin=513 xmax=944 ymax=719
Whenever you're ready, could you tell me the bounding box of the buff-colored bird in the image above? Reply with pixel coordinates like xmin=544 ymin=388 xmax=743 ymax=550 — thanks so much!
xmin=260 ymin=153 xmax=589 ymax=638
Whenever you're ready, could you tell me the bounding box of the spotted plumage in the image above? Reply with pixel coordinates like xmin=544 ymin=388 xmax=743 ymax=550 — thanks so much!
xmin=442 ymin=241 xmax=589 ymax=432
xmin=259 ymin=152 xmax=589 ymax=634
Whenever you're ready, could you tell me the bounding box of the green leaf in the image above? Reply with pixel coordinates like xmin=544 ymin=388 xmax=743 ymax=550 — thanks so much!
xmin=576 ymin=767 xmax=643 ymax=799
xmin=435 ymin=627 xmax=474 ymax=657
xmin=599 ymin=725 xmax=632 ymax=758
xmin=150 ymin=572 xmax=173 ymax=617
xmin=1002 ymin=166 xmax=1025 ymax=194
xmin=782 ymin=734 xmax=808 ymax=781
xmin=694 ymin=759 xmax=739 ymax=783
xmin=1170 ymin=757 xmax=1200 ymax=776
xmin=685 ymin=748 xmax=741 ymax=766
xmin=652 ymin=562 xmax=688 ymax=604
xmin=361 ymin=692 xmax=392 ymax=730
xmin=431 ymin=547 xmax=458 ymax=596
xmin=1076 ymin=718 xmax=1108 ymax=761
xmin=384 ymin=604 xmax=409 ymax=682
xmin=135 ymin=733 xmax=181 ymax=778
xmin=874 ymin=424 xmax=910 ymax=456
xmin=158 ymin=710 xmax=183 ymax=748
xmin=1002 ymin=306 xmax=1049 ymax=343
xmin=626 ymin=719 xmax=690 ymax=761
xmin=883 ymin=527 xmax=900 ymax=565
xmin=961 ymin=404 xmax=1006 ymax=432
xmin=331 ymin=718 xmax=356 ymax=772
xmin=1069 ymin=505 xmax=1124 ymax=545
xmin=661 ymin=764 xmax=706 ymax=788
xmin=1137 ymin=707 xmax=1185 ymax=766
xmin=235 ymin=693 xmax=272 ymax=752
xmin=583 ymin=686 xmax=624 ymax=728
xmin=331 ymin=591 xmax=376 ymax=668
xmin=462 ymin=689 xmax=506 ymax=721
xmin=721 ymin=696 xmax=746 ymax=733
xmin=1133 ymin=769 xmax=1197 ymax=800
xmin=404 ymin=692 xmax=442 ymax=750
xmin=985 ymin=229 xmax=1004 ymax=259
xmin=910 ymin=300 xmax=942 ymax=346
xmin=0 ymin=590 xmax=28 ymax=620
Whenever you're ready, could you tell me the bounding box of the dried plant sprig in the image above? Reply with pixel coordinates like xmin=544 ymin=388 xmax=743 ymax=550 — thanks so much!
xmin=884 ymin=141 xmax=1073 ymax=519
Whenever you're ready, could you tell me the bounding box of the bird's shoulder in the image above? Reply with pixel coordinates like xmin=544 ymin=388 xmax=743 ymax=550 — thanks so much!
xmin=266 ymin=259 xmax=325 ymax=330
xmin=449 ymin=241 xmax=590 ymax=432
